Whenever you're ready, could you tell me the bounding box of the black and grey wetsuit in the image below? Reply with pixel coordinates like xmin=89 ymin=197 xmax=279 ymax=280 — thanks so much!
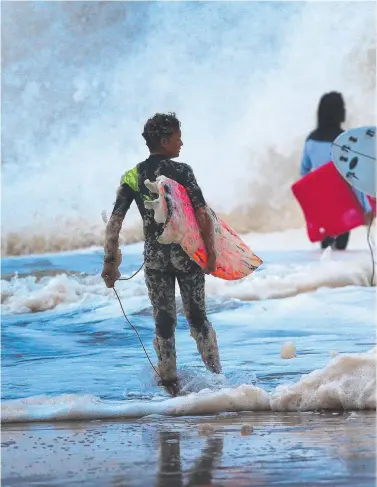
xmin=104 ymin=154 xmax=221 ymax=380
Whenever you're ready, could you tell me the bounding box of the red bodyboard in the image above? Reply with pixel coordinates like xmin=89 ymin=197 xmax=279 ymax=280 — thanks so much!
xmin=292 ymin=161 xmax=364 ymax=242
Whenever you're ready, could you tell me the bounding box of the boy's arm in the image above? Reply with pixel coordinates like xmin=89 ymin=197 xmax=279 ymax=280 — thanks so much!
xmin=102 ymin=184 xmax=134 ymax=287
xmin=195 ymin=206 xmax=217 ymax=273
xmin=180 ymin=164 xmax=217 ymax=273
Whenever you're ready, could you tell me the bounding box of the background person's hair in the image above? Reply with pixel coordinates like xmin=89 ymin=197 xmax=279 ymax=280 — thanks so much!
xmin=142 ymin=112 xmax=181 ymax=151
xmin=317 ymin=91 xmax=345 ymax=130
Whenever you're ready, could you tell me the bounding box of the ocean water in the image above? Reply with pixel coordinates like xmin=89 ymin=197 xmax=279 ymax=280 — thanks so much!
xmin=2 ymin=228 xmax=376 ymax=423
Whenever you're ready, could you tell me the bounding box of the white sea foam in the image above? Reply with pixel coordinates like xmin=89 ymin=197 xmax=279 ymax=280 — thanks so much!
xmin=2 ymin=348 xmax=375 ymax=423
xmin=2 ymin=240 xmax=374 ymax=315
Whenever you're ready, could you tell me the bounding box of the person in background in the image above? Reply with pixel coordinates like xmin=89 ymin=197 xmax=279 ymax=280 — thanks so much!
xmin=300 ymin=91 xmax=373 ymax=250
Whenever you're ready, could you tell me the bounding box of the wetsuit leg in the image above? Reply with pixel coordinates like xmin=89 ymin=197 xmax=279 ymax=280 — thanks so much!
xmin=321 ymin=232 xmax=349 ymax=251
xmin=176 ymin=267 xmax=222 ymax=374
xmin=321 ymin=236 xmax=334 ymax=249
xmin=334 ymin=232 xmax=350 ymax=250
xmin=144 ymin=267 xmax=177 ymax=383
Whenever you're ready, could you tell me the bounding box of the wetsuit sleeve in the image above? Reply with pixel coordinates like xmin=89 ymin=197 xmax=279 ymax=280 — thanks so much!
xmin=353 ymin=189 xmax=372 ymax=212
xmin=300 ymin=141 xmax=312 ymax=177
xmin=112 ymin=184 xmax=134 ymax=217
xmin=104 ymin=183 xmax=135 ymax=264
xmin=179 ymin=163 xmax=206 ymax=210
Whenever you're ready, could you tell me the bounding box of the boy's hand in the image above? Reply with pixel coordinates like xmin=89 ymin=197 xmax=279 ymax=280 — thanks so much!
xmin=204 ymin=252 xmax=217 ymax=275
xmin=101 ymin=262 xmax=121 ymax=288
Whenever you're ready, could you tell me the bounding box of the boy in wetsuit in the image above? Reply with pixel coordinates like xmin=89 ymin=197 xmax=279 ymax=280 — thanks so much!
xmin=101 ymin=113 xmax=222 ymax=390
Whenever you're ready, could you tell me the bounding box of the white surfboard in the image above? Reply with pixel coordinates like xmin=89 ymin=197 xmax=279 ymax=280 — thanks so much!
xmin=331 ymin=126 xmax=376 ymax=197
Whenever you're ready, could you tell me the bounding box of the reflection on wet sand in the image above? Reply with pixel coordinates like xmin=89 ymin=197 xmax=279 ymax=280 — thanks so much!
xmin=1 ymin=412 xmax=375 ymax=486
xmin=156 ymin=431 xmax=223 ymax=487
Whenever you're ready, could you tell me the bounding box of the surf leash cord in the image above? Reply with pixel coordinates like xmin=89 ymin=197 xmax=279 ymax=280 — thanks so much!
xmin=112 ymin=262 xmax=164 ymax=383
xmin=366 ymin=217 xmax=375 ymax=287
xmin=118 ymin=262 xmax=145 ymax=282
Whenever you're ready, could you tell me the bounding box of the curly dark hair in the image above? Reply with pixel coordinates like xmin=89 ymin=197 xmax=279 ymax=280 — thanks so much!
xmin=142 ymin=112 xmax=181 ymax=151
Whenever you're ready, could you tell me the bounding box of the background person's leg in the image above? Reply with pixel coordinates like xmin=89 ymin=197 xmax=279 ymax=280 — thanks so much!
xmin=334 ymin=232 xmax=350 ymax=250
xmin=321 ymin=236 xmax=334 ymax=249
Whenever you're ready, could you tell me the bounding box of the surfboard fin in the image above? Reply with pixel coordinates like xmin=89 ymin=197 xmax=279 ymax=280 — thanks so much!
xmin=144 ymin=179 xmax=158 ymax=194
xmin=143 ymin=179 xmax=168 ymax=223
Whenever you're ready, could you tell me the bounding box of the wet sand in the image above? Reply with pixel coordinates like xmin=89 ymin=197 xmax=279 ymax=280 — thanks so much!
xmin=2 ymin=411 xmax=376 ymax=486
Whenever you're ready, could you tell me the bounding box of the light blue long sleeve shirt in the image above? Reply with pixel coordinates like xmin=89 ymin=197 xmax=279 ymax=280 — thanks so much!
xmin=300 ymin=139 xmax=371 ymax=212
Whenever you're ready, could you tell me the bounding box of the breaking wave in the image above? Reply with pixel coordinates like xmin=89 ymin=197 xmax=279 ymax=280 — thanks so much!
xmin=2 ymin=250 xmax=374 ymax=314
xmin=2 ymin=2 xmax=375 ymax=256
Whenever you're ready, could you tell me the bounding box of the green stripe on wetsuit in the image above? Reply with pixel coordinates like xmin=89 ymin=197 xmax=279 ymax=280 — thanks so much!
xmin=121 ymin=166 xmax=152 ymax=201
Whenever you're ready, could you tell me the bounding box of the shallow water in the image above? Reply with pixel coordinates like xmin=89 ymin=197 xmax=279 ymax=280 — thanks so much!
xmin=2 ymin=236 xmax=376 ymax=423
